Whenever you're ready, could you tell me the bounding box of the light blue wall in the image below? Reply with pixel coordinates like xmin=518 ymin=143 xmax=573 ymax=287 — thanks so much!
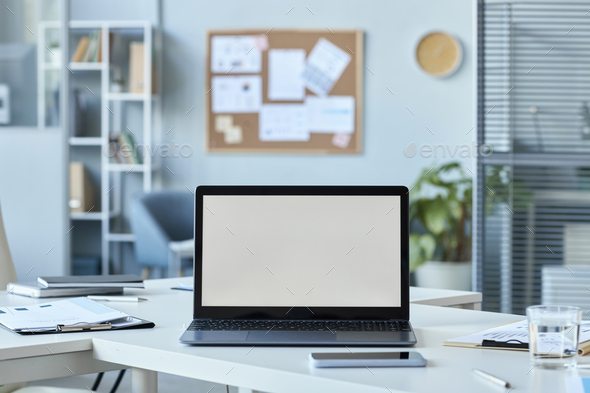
xmin=74 ymin=0 xmax=475 ymax=190
xmin=0 ymin=0 xmax=473 ymax=279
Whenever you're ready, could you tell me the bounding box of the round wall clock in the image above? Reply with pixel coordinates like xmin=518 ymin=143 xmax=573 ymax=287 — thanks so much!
xmin=416 ymin=32 xmax=463 ymax=78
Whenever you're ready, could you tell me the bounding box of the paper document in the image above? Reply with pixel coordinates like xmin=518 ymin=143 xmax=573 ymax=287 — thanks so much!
xmin=212 ymin=76 xmax=262 ymax=113
xmin=268 ymin=49 xmax=306 ymax=101
xmin=211 ymin=35 xmax=262 ymax=74
xmin=259 ymin=104 xmax=309 ymax=142
xmin=302 ymin=38 xmax=351 ymax=96
xmin=306 ymin=96 xmax=355 ymax=133
xmin=0 ymin=297 xmax=128 ymax=332
xmin=448 ymin=320 xmax=590 ymax=345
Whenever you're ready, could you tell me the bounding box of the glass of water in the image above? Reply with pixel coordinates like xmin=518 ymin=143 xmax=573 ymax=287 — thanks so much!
xmin=527 ymin=305 xmax=582 ymax=369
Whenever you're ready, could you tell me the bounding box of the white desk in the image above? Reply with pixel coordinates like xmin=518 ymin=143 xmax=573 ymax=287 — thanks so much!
xmin=410 ymin=287 xmax=482 ymax=310
xmin=1 ymin=278 xmax=585 ymax=393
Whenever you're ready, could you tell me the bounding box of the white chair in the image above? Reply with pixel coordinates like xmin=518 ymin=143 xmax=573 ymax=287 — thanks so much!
xmin=0 ymin=201 xmax=98 ymax=393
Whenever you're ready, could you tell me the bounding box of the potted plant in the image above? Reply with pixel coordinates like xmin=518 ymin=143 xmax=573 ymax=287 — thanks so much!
xmin=410 ymin=162 xmax=472 ymax=290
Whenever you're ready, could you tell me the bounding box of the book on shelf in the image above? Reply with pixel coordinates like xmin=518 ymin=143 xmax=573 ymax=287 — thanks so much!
xmin=109 ymin=131 xmax=143 ymax=165
xmin=7 ymin=282 xmax=124 ymax=298
xmin=129 ymin=41 xmax=156 ymax=94
xmin=71 ymin=30 xmax=103 ymax=63
xmin=129 ymin=41 xmax=144 ymax=93
xmin=70 ymin=36 xmax=89 ymax=62
xmin=37 ymin=274 xmax=144 ymax=289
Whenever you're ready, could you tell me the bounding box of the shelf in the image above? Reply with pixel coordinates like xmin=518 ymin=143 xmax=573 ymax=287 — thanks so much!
xmin=70 ymin=210 xmax=117 ymax=220
xmin=68 ymin=62 xmax=105 ymax=71
xmin=106 ymin=233 xmax=136 ymax=242
xmin=70 ymin=211 xmax=102 ymax=221
xmin=69 ymin=137 xmax=102 ymax=146
xmin=69 ymin=20 xmax=152 ymax=29
xmin=107 ymin=163 xmax=147 ymax=172
xmin=107 ymin=93 xmax=157 ymax=101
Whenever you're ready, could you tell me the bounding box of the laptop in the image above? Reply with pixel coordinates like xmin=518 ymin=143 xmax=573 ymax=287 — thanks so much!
xmin=180 ymin=185 xmax=416 ymax=346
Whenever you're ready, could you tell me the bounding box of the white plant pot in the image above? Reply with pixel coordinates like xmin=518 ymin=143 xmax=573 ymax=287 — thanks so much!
xmin=414 ymin=261 xmax=472 ymax=291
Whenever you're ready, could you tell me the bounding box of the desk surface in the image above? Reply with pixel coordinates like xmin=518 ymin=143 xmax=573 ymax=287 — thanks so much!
xmin=0 ymin=278 xmax=585 ymax=393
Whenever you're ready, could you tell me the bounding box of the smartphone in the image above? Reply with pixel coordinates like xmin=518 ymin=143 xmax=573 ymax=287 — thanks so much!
xmin=309 ymin=351 xmax=426 ymax=368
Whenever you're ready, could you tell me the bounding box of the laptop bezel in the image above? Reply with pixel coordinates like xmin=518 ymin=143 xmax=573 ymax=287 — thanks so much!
xmin=193 ymin=185 xmax=410 ymax=321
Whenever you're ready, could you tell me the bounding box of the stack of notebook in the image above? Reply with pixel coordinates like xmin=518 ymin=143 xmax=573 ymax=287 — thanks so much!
xmin=7 ymin=274 xmax=144 ymax=298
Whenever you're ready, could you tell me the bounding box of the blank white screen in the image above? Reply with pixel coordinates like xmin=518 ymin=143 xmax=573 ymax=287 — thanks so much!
xmin=202 ymin=195 xmax=401 ymax=307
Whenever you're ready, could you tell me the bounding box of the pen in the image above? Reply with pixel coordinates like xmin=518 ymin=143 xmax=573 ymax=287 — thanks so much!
xmin=87 ymin=296 xmax=147 ymax=302
xmin=472 ymin=369 xmax=511 ymax=388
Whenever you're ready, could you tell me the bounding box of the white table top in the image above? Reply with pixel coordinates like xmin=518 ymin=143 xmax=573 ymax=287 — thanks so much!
xmin=409 ymin=286 xmax=481 ymax=307
xmin=0 ymin=278 xmax=585 ymax=393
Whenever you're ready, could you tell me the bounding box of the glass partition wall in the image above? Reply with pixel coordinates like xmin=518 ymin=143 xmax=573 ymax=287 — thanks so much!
xmin=0 ymin=0 xmax=63 ymax=128
xmin=476 ymin=1 xmax=590 ymax=315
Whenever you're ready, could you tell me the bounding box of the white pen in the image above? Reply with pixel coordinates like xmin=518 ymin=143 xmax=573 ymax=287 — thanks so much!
xmin=473 ymin=369 xmax=511 ymax=388
xmin=87 ymin=296 xmax=147 ymax=302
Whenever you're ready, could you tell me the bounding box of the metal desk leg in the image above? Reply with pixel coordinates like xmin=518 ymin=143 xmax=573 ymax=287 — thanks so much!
xmin=131 ymin=368 xmax=157 ymax=393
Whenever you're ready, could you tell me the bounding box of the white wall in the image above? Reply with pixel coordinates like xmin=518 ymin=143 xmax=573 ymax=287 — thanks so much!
xmin=74 ymin=0 xmax=475 ymax=190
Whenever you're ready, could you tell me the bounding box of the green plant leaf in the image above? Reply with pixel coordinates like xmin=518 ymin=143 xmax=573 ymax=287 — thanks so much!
xmin=410 ymin=233 xmax=436 ymax=271
xmin=420 ymin=196 xmax=448 ymax=235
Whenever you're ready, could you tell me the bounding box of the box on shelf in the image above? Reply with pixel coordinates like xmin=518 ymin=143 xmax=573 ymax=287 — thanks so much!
xmin=129 ymin=41 xmax=156 ymax=94
xmin=69 ymin=162 xmax=96 ymax=213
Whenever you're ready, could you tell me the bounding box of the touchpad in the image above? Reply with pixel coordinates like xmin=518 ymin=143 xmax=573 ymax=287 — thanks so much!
xmin=337 ymin=331 xmax=398 ymax=342
xmin=194 ymin=331 xmax=249 ymax=342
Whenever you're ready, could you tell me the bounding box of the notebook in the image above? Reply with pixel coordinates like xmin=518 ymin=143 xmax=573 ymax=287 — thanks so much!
xmin=37 ymin=274 xmax=144 ymax=288
xmin=443 ymin=319 xmax=590 ymax=355
xmin=7 ymin=282 xmax=124 ymax=298
xmin=0 ymin=297 xmax=154 ymax=334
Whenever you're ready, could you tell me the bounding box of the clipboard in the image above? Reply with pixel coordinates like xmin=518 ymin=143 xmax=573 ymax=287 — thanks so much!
xmin=0 ymin=297 xmax=155 ymax=335
xmin=15 ymin=317 xmax=155 ymax=335
xmin=443 ymin=320 xmax=590 ymax=356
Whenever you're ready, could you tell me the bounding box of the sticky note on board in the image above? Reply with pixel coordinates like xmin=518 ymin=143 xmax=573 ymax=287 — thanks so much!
xmin=215 ymin=115 xmax=233 ymax=132
xmin=224 ymin=125 xmax=243 ymax=144
xmin=254 ymin=35 xmax=269 ymax=51
xmin=332 ymin=133 xmax=352 ymax=149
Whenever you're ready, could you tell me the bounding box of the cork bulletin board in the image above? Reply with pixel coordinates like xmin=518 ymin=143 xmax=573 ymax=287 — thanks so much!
xmin=205 ymin=29 xmax=363 ymax=154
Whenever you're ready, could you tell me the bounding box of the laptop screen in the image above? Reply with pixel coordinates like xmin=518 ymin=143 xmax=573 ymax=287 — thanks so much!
xmin=201 ymin=195 xmax=401 ymax=308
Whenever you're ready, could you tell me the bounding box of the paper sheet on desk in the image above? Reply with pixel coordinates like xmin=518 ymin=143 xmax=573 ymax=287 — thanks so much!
xmin=0 ymin=297 xmax=128 ymax=331
xmin=446 ymin=320 xmax=590 ymax=355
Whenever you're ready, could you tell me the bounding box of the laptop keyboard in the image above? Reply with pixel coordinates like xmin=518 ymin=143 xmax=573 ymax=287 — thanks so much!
xmin=188 ymin=319 xmax=411 ymax=332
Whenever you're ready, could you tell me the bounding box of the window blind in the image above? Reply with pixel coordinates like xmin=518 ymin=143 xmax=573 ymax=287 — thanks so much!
xmin=476 ymin=1 xmax=590 ymax=314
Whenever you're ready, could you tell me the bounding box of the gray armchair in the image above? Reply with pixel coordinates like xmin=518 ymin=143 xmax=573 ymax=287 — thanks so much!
xmin=130 ymin=191 xmax=194 ymax=279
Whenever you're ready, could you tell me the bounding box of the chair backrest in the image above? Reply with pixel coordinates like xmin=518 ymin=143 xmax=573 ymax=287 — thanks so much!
xmin=0 ymin=201 xmax=17 ymax=289
xmin=130 ymin=191 xmax=194 ymax=268
xmin=137 ymin=191 xmax=194 ymax=241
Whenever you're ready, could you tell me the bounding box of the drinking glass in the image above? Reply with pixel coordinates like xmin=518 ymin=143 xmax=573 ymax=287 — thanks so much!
xmin=527 ymin=305 xmax=582 ymax=369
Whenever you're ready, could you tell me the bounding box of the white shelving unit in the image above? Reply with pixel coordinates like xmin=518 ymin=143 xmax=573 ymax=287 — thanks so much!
xmin=63 ymin=20 xmax=162 ymax=274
